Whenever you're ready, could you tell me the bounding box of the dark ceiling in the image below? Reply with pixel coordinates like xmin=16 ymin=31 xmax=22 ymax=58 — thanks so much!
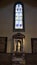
xmin=0 ymin=0 xmax=37 ymax=8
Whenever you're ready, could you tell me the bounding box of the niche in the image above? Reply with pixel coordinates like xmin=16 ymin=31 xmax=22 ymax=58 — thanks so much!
xmin=12 ymin=33 xmax=25 ymax=52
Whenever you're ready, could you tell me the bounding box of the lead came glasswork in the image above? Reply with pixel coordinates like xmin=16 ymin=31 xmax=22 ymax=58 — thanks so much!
xmin=15 ymin=3 xmax=23 ymax=29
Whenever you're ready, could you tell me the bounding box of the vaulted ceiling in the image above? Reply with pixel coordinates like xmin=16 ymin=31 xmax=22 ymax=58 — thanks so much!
xmin=0 ymin=0 xmax=37 ymax=8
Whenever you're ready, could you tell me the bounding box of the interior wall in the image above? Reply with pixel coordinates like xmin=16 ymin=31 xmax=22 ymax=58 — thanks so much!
xmin=0 ymin=3 xmax=37 ymax=53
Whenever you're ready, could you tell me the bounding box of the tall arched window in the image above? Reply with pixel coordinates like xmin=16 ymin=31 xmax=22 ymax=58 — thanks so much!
xmin=13 ymin=2 xmax=24 ymax=32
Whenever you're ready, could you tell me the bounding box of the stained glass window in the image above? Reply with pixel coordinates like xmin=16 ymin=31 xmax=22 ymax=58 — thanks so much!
xmin=15 ymin=3 xmax=23 ymax=29
xmin=13 ymin=2 xmax=24 ymax=32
